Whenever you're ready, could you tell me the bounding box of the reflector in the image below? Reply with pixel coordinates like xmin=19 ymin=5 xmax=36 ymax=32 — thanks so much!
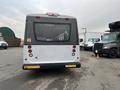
xmin=29 ymin=53 xmax=33 ymax=57
xmin=65 ymin=65 xmax=76 ymax=68
xmin=24 ymin=65 xmax=40 ymax=69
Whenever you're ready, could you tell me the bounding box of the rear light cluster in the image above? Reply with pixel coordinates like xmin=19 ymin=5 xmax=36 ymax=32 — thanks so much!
xmin=72 ymin=45 xmax=76 ymax=56
xmin=28 ymin=50 xmax=32 ymax=53
xmin=28 ymin=45 xmax=33 ymax=57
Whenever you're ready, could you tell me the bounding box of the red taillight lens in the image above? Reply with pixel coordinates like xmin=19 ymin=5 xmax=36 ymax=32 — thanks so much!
xmin=46 ymin=12 xmax=59 ymax=16
xmin=72 ymin=49 xmax=76 ymax=52
xmin=28 ymin=50 xmax=32 ymax=53
xmin=73 ymin=45 xmax=76 ymax=48
xmin=28 ymin=45 xmax=31 ymax=49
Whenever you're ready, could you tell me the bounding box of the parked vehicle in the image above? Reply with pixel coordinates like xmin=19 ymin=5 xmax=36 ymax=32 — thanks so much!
xmin=84 ymin=37 xmax=100 ymax=50
xmin=79 ymin=32 xmax=103 ymax=50
xmin=0 ymin=34 xmax=8 ymax=49
xmin=79 ymin=38 xmax=84 ymax=49
xmin=23 ymin=13 xmax=81 ymax=70
xmin=0 ymin=39 xmax=8 ymax=49
xmin=93 ymin=21 xmax=120 ymax=58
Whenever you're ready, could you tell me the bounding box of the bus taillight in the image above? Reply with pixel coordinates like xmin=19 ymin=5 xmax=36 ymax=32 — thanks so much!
xmin=72 ymin=45 xmax=76 ymax=56
xmin=73 ymin=45 xmax=76 ymax=48
xmin=72 ymin=49 xmax=76 ymax=52
xmin=28 ymin=49 xmax=32 ymax=53
xmin=28 ymin=45 xmax=31 ymax=49
xmin=28 ymin=45 xmax=33 ymax=57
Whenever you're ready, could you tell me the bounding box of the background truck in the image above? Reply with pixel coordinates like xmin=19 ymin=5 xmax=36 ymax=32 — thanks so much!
xmin=79 ymin=32 xmax=103 ymax=50
xmin=93 ymin=21 xmax=120 ymax=58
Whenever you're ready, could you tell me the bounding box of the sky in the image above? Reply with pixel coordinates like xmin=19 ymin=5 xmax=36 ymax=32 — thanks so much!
xmin=0 ymin=0 xmax=120 ymax=38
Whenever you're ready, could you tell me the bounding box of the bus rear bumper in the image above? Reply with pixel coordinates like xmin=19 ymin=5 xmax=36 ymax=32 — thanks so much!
xmin=23 ymin=62 xmax=81 ymax=70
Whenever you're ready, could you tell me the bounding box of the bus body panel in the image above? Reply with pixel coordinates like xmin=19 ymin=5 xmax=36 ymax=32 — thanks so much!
xmin=23 ymin=14 xmax=81 ymax=69
xmin=23 ymin=45 xmax=80 ymax=64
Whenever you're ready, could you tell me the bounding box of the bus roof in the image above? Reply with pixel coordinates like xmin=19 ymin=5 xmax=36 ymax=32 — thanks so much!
xmin=27 ymin=13 xmax=76 ymax=19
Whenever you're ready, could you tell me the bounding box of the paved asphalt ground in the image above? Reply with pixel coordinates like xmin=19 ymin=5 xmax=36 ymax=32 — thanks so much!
xmin=0 ymin=48 xmax=120 ymax=90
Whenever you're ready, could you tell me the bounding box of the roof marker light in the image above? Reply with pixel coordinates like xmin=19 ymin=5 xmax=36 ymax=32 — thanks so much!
xmin=29 ymin=53 xmax=33 ymax=57
xmin=46 ymin=12 xmax=59 ymax=16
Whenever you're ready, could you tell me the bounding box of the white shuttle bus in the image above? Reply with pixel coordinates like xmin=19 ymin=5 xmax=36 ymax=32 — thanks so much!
xmin=23 ymin=13 xmax=81 ymax=70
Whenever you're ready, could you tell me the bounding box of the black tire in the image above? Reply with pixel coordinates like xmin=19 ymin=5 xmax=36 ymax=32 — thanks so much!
xmin=99 ymin=54 xmax=103 ymax=57
xmin=108 ymin=48 xmax=117 ymax=58
xmin=94 ymin=52 xmax=97 ymax=57
xmin=4 ymin=47 xmax=7 ymax=49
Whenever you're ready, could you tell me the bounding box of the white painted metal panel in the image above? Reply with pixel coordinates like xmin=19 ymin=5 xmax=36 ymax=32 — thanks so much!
xmin=23 ymin=45 xmax=80 ymax=64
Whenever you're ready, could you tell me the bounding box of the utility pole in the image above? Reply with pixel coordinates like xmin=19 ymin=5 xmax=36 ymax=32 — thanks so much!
xmin=82 ymin=27 xmax=87 ymax=44
xmin=0 ymin=33 xmax=2 ymax=37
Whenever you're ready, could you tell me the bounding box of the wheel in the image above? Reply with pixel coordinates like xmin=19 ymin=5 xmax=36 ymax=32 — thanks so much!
xmin=4 ymin=46 xmax=7 ymax=49
xmin=108 ymin=48 xmax=117 ymax=58
xmin=99 ymin=54 xmax=103 ymax=57
xmin=94 ymin=52 xmax=97 ymax=57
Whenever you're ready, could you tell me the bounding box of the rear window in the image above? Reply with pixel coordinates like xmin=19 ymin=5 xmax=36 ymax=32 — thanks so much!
xmin=34 ymin=23 xmax=70 ymax=41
